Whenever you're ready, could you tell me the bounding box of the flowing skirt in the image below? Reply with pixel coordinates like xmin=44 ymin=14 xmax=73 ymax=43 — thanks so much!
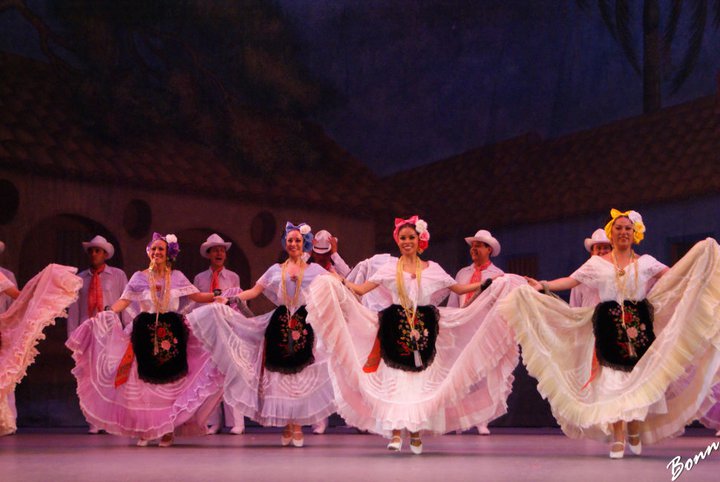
xmin=66 ymin=311 xmax=224 ymax=440
xmin=305 ymin=274 xmax=525 ymax=437
xmin=498 ymin=238 xmax=720 ymax=444
xmin=0 ymin=264 xmax=81 ymax=436
xmin=186 ymin=303 xmax=335 ymax=427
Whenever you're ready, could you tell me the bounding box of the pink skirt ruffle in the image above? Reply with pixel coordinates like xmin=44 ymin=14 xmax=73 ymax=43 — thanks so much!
xmin=698 ymin=383 xmax=720 ymax=429
xmin=66 ymin=311 xmax=224 ymax=440
xmin=186 ymin=303 xmax=335 ymax=427
xmin=306 ymin=274 xmax=525 ymax=437
xmin=1 ymin=264 xmax=81 ymax=436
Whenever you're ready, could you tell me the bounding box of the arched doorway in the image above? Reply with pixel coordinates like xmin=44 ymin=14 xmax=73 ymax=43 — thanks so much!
xmin=19 ymin=214 xmax=124 ymax=286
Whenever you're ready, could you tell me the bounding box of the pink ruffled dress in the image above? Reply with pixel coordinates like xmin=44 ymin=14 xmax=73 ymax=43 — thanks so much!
xmin=1 ymin=264 xmax=82 ymax=435
xmin=306 ymin=259 xmax=524 ymax=437
xmin=186 ymin=263 xmax=335 ymax=427
xmin=66 ymin=270 xmax=224 ymax=440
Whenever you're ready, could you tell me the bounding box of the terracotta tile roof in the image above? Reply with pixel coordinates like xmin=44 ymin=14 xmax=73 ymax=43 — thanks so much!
xmin=0 ymin=52 xmax=403 ymax=218
xmin=385 ymin=95 xmax=720 ymax=239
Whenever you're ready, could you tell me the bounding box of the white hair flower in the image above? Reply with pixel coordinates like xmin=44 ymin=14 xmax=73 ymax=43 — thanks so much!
xmin=165 ymin=234 xmax=178 ymax=244
xmin=299 ymin=224 xmax=312 ymax=235
xmin=415 ymin=219 xmax=428 ymax=234
xmin=627 ymin=211 xmax=645 ymax=233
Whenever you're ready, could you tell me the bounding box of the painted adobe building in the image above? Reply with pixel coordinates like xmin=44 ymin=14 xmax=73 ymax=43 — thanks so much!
xmin=0 ymin=52 xmax=401 ymax=427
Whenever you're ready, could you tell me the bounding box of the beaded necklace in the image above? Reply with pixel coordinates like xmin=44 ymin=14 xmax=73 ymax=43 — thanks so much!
xmin=611 ymin=249 xmax=639 ymax=358
xmin=396 ymin=256 xmax=423 ymax=367
xmin=281 ymin=259 xmax=306 ymax=314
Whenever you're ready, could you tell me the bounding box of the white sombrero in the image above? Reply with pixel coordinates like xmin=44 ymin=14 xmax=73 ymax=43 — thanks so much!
xmin=313 ymin=230 xmax=334 ymax=254
xmin=464 ymin=229 xmax=501 ymax=257
xmin=82 ymin=235 xmax=115 ymax=259
xmin=584 ymin=229 xmax=611 ymax=253
xmin=200 ymin=234 xmax=232 ymax=258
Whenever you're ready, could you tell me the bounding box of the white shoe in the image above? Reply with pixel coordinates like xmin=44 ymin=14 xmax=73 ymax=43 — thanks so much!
xmin=477 ymin=425 xmax=491 ymax=435
xmin=716 ymin=430 xmax=720 ymax=437
xmin=609 ymin=441 xmax=625 ymax=459
xmin=159 ymin=433 xmax=174 ymax=448
xmin=312 ymin=419 xmax=327 ymax=434
xmin=136 ymin=439 xmax=150 ymax=447
xmin=88 ymin=426 xmax=101 ymax=435
xmin=628 ymin=434 xmax=642 ymax=456
xmin=230 ymin=426 xmax=245 ymax=435
xmin=387 ymin=435 xmax=402 ymax=451
xmin=206 ymin=424 xmax=220 ymax=435
xmin=281 ymin=426 xmax=293 ymax=446
xmin=410 ymin=436 xmax=423 ymax=455
xmin=292 ymin=429 xmax=304 ymax=448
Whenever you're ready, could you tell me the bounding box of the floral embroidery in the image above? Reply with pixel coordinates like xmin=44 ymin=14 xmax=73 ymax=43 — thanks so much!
xmin=396 ymin=309 xmax=431 ymax=357
xmin=608 ymin=302 xmax=651 ymax=359
xmin=278 ymin=309 xmax=310 ymax=356
xmin=152 ymin=319 xmax=181 ymax=365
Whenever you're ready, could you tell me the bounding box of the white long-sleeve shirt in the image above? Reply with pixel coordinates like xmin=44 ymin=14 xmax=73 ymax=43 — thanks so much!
xmin=67 ymin=265 xmax=128 ymax=335
xmin=447 ymin=262 xmax=504 ymax=307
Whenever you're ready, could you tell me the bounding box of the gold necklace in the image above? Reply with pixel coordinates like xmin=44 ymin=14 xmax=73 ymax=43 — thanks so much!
xmin=611 ymin=250 xmax=639 ymax=358
xmin=396 ymin=257 xmax=423 ymax=367
xmin=147 ymin=264 xmax=171 ymax=313
xmin=147 ymin=263 xmax=171 ymax=355
xmin=281 ymin=259 xmax=306 ymax=313
xmin=611 ymin=250 xmax=638 ymax=297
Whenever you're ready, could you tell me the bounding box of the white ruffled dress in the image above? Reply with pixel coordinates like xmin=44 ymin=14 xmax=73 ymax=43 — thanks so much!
xmin=306 ymin=259 xmax=524 ymax=437
xmin=0 ymin=264 xmax=82 ymax=436
xmin=186 ymin=263 xmax=335 ymax=427
xmin=66 ymin=270 xmax=224 ymax=440
xmin=499 ymin=239 xmax=720 ymax=444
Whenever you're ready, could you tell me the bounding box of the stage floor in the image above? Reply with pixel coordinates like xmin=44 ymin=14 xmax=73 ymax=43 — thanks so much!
xmin=1 ymin=428 xmax=718 ymax=482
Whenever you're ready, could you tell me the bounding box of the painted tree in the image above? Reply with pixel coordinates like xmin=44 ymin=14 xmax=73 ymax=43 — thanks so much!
xmin=0 ymin=0 xmax=332 ymax=175
xmin=577 ymin=0 xmax=720 ymax=113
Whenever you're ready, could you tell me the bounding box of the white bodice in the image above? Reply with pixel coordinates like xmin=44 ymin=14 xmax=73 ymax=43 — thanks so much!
xmin=369 ymin=260 xmax=455 ymax=306
xmin=257 ymin=263 xmax=327 ymax=307
xmin=121 ymin=270 xmax=198 ymax=313
xmin=570 ymin=254 xmax=667 ymax=303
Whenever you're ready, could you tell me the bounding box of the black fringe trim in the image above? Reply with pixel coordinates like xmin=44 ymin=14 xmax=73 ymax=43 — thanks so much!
xmin=131 ymin=312 xmax=189 ymax=384
xmin=378 ymin=304 xmax=440 ymax=372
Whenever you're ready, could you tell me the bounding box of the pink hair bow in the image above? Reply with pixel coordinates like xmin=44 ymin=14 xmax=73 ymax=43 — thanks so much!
xmin=393 ymin=215 xmax=430 ymax=252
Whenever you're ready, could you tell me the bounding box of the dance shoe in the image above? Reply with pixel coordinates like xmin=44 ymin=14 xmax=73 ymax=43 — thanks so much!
xmin=628 ymin=433 xmax=642 ymax=456
xmin=609 ymin=441 xmax=625 ymax=459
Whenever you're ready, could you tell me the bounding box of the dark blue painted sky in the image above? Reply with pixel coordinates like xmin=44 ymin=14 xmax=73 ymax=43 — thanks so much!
xmin=2 ymin=1 xmax=719 ymax=174
xmin=278 ymin=0 xmax=720 ymax=174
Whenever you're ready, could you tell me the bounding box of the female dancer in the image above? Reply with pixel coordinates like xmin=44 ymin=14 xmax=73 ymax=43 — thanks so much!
xmin=187 ymin=222 xmax=335 ymax=448
xmin=500 ymin=209 xmax=720 ymax=458
xmin=67 ymin=233 xmax=224 ymax=447
xmin=306 ymin=216 xmax=525 ymax=454
xmin=1 ymin=264 xmax=82 ymax=435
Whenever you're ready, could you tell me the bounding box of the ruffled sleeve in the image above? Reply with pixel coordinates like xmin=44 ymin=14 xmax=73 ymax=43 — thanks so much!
xmin=425 ymin=262 xmax=455 ymax=306
xmin=256 ymin=265 xmax=278 ymax=289
xmin=256 ymin=265 xmax=281 ymax=306
xmin=368 ymin=259 xmax=396 ymax=289
xmin=120 ymin=271 xmax=148 ymax=301
xmin=171 ymin=270 xmax=200 ymax=298
xmin=0 ymin=271 xmax=14 ymax=292
xmin=428 ymin=262 xmax=456 ymax=288
xmin=641 ymin=255 xmax=668 ymax=279
xmin=570 ymin=257 xmax=599 ymax=288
